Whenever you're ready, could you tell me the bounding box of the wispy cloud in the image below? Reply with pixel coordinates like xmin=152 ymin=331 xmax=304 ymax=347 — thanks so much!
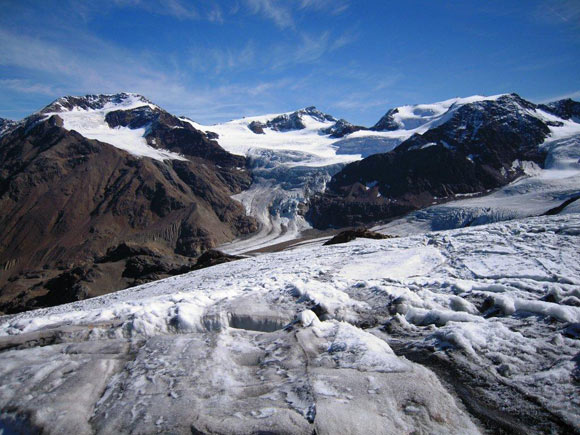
xmin=533 ymin=0 xmax=580 ymax=28
xmin=112 ymin=0 xmax=199 ymax=20
xmin=0 ymin=26 xmax=303 ymax=122
xmin=244 ymin=0 xmax=294 ymax=29
xmin=241 ymin=0 xmax=350 ymax=29
xmin=298 ymin=0 xmax=350 ymax=15
xmin=0 ymin=79 xmax=59 ymax=95
xmin=207 ymin=4 xmax=224 ymax=23
xmin=190 ymin=41 xmax=256 ymax=74
xmin=535 ymin=90 xmax=580 ymax=104
xmin=271 ymin=29 xmax=357 ymax=69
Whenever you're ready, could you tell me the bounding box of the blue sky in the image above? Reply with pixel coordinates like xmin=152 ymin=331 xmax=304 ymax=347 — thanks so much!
xmin=1 ymin=0 xmax=579 ymax=125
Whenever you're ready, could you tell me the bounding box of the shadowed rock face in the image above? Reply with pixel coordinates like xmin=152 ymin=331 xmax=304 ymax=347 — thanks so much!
xmin=247 ymin=121 xmax=265 ymax=134
xmin=371 ymin=108 xmax=401 ymax=131
xmin=0 ymin=96 xmax=258 ymax=313
xmin=105 ymin=106 xmax=246 ymax=167
xmin=538 ymin=98 xmax=580 ymax=121
xmin=0 ymin=118 xmax=17 ymax=136
xmin=321 ymin=119 xmax=365 ymax=138
xmin=266 ymin=106 xmax=338 ymax=132
xmin=308 ymin=94 xmax=554 ymax=229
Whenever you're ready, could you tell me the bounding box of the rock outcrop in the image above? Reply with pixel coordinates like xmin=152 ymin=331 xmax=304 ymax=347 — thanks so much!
xmin=323 ymin=228 xmax=395 ymax=245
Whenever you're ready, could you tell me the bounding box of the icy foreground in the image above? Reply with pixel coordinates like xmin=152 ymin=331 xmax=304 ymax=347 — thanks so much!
xmin=1 ymin=215 xmax=579 ymax=433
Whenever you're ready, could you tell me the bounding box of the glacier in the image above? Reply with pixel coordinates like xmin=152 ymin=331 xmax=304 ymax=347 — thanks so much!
xmin=0 ymin=213 xmax=579 ymax=433
xmin=373 ymin=112 xmax=580 ymax=236
xmin=203 ymin=95 xmax=580 ymax=254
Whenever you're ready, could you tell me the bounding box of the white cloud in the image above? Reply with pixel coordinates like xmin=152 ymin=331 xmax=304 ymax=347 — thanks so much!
xmin=0 ymin=1 xmax=359 ymax=123
xmin=0 ymin=27 xmax=302 ymax=123
xmin=535 ymin=90 xmax=580 ymax=104
xmin=241 ymin=0 xmax=350 ymax=29
xmin=0 ymin=79 xmax=58 ymax=95
xmin=298 ymin=0 xmax=349 ymax=15
xmin=190 ymin=41 xmax=256 ymax=74
xmin=112 ymin=0 xmax=199 ymax=20
xmin=243 ymin=0 xmax=294 ymax=29
xmin=270 ymin=30 xmax=356 ymax=69
xmin=207 ymin=5 xmax=224 ymax=23
xmin=533 ymin=0 xmax=580 ymax=28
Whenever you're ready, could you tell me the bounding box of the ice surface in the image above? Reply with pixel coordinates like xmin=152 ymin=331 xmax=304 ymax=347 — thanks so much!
xmin=1 ymin=213 xmax=579 ymax=433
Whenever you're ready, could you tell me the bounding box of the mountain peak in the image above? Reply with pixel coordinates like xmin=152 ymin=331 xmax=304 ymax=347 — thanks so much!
xmin=296 ymin=106 xmax=337 ymax=123
xmin=40 ymin=92 xmax=156 ymax=114
xmin=372 ymin=93 xmax=525 ymax=132
xmin=538 ymin=98 xmax=580 ymax=121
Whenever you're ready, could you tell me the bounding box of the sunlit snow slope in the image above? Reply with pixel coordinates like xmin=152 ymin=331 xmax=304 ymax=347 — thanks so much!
xmin=42 ymin=93 xmax=187 ymax=161
xmin=0 ymin=213 xmax=578 ymax=433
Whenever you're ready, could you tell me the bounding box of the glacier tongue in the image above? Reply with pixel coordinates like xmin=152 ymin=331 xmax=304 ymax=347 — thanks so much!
xmin=0 ymin=213 xmax=579 ymax=433
xmin=219 ymin=149 xmax=346 ymax=254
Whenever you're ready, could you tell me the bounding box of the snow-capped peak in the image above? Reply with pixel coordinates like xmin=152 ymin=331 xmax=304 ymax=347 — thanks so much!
xmin=207 ymin=106 xmax=337 ymax=133
xmin=40 ymin=93 xmax=184 ymax=161
xmin=294 ymin=106 xmax=337 ymax=124
xmin=40 ymin=92 xmax=158 ymax=114
xmin=373 ymin=93 xmax=509 ymax=131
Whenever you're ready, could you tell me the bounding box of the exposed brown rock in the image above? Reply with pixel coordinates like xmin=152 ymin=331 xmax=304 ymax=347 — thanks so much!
xmin=0 ymin=101 xmax=258 ymax=313
xmin=191 ymin=249 xmax=242 ymax=269
xmin=248 ymin=121 xmax=265 ymax=134
xmin=323 ymin=228 xmax=395 ymax=245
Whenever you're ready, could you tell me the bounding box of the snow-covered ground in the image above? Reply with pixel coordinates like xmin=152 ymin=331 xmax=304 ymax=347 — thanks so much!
xmin=1 ymin=213 xmax=579 ymax=433
xmin=185 ymin=111 xmax=358 ymax=164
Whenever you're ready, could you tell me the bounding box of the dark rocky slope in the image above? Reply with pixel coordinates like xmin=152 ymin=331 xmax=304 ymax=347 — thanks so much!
xmin=0 ymin=95 xmax=257 ymax=313
xmin=323 ymin=228 xmax=395 ymax=245
xmin=538 ymin=98 xmax=580 ymax=121
xmin=308 ymin=94 xmax=561 ymax=228
xmin=0 ymin=118 xmax=17 ymax=136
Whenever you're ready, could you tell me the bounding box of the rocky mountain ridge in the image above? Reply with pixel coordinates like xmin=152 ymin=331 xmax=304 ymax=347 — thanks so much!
xmin=0 ymin=118 xmax=17 ymax=136
xmin=0 ymin=94 xmax=257 ymax=313
xmin=308 ymin=94 xmax=580 ymax=228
